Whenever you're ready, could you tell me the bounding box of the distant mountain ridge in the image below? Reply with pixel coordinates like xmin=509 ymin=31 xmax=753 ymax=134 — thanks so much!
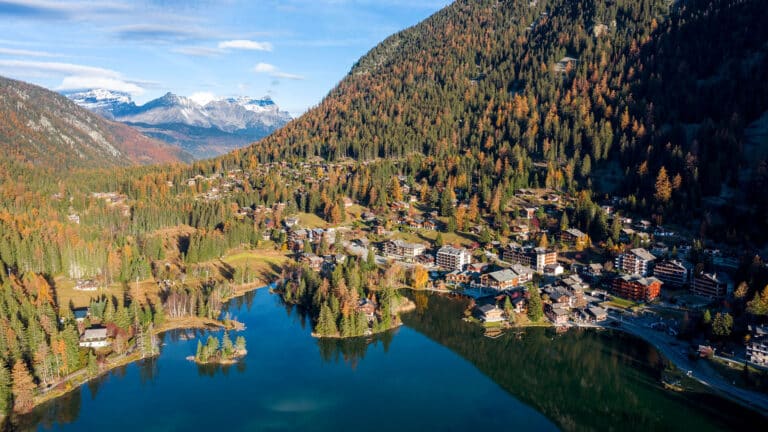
xmin=0 ymin=76 xmax=191 ymax=172
xmin=65 ymin=89 xmax=293 ymax=159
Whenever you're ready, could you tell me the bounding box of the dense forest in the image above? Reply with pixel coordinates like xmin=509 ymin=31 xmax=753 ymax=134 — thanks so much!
xmin=225 ymin=0 xmax=768 ymax=243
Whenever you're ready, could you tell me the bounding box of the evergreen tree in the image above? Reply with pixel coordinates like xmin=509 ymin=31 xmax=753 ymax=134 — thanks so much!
xmin=0 ymin=361 xmax=10 ymax=416
xmin=235 ymin=336 xmax=246 ymax=353
xmin=527 ymin=286 xmax=543 ymax=322
xmin=316 ymin=302 xmax=338 ymax=336
xmin=435 ymin=232 xmax=444 ymax=247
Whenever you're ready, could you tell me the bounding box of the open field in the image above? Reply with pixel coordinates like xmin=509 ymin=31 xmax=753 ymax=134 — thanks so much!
xmin=54 ymin=247 xmax=289 ymax=309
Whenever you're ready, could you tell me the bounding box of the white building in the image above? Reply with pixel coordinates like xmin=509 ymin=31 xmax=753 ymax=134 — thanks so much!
xmin=79 ymin=328 xmax=110 ymax=348
xmin=436 ymin=246 xmax=472 ymax=271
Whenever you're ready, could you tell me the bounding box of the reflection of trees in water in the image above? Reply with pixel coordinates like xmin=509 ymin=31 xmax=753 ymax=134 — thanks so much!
xmin=317 ymin=330 xmax=396 ymax=370
xmin=196 ymin=360 xmax=247 ymax=378
xmin=402 ymin=293 xmax=767 ymax=432
xmin=13 ymin=386 xmax=82 ymax=430
xmin=138 ymin=357 xmax=159 ymax=386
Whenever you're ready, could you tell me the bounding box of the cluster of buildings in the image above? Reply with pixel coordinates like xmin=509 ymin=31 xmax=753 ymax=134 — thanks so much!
xmin=611 ymin=247 xmax=734 ymax=301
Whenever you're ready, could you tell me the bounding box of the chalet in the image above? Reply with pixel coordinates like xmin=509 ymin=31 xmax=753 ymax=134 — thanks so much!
xmin=300 ymin=253 xmax=325 ymax=272
xmin=476 ymin=304 xmax=505 ymax=323
xmin=473 ymin=265 xmax=533 ymax=291
xmin=545 ymin=304 xmax=570 ymax=325
xmin=79 ymin=328 xmax=110 ymax=348
xmin=362 ymin=212 xmax=377 ymax=222
xmin=586 ymin=263 xmax=604 ymax=278
xmin=415 ymin=254 xmax=436 ymax=266
xmin=342 ymin=197 xmax=354 ymax=208
xmin=560 ymin=228 xmax=588 ymax=249
xmin=373 ymin=225 xmax=387 ymax=236
xmin=586 ymin=306 xmax=608 ymax=322
xmin=522 ymin=207 xmax=537 ymax=220
xmin=75 ymin=279 xmax=99 ymax=292
xmin=477 ymin=269 xmax=519 ymax=291
xmin=408 ymin=218 xmax=424 ymax=230
xmin=446 ymin=270 xmax=474 ymax=285
xmin=543 ymin=263 xmax=564 ymax=276
xmin=356 ymin=299 xmax=376 ymax=320
xmin=284 ymin=217 xmax=300 ymax=228
xmin=423 ymin=219 xmax=437 ymax=231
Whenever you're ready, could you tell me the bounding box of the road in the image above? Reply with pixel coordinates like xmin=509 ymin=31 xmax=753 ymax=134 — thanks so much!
xmin=604 ymin=314 xmax=768 ymax=413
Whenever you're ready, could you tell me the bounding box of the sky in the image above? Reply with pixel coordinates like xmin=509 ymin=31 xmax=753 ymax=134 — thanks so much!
xmin=0 ymin=0 xmax=451 ymax=116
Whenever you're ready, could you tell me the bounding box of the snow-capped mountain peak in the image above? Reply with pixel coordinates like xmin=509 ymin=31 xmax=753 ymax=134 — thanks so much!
xmin=65 ymin=88 xmax=293 ymax=159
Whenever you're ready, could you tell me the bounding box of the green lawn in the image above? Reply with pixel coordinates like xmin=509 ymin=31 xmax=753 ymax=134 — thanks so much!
xmin=604 ymin=296 xmax=640 ymax=310
xmin=296 ymin=212 xmax=328 ymax=228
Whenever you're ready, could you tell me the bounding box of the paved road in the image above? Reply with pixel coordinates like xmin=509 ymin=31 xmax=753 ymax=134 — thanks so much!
xmin=606 ymin=315 xmax=768 ymax=413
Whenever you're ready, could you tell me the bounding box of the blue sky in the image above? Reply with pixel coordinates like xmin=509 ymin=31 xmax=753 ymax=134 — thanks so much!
xmin=0 ymin=0 xmax=451 ymax=115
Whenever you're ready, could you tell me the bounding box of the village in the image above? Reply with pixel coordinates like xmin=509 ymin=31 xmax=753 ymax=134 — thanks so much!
xmin=166 ymin=164 xmax=765 ymax=372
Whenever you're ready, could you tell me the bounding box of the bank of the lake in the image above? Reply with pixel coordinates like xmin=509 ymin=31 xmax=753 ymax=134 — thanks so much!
xmin=26 ymin=280 xmax=277 ymax=413
xmin=14 ymin=290 xmax=767 ymax=431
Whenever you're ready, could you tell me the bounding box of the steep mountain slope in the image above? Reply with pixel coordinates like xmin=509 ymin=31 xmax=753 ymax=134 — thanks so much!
xmin=0 ymin=76 xmax=190 ymax=171
xmin=229 ymin=0 xmax=767 ymax=240
xmin=66 ymin=90 xmax=292 ymax=159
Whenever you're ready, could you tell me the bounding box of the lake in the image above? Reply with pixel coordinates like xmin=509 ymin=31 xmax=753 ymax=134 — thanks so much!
xmin=15 ymin=290 xmax=768 ymax=431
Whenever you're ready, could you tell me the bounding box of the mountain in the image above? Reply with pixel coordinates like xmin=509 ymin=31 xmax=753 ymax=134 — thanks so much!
xmin=66 ymin=90 xmax=292 ymax=159
xmin=0 ymin=76 xmax=191 ymax=172
xmin=229 ymin=0 xmax=768 ymax=242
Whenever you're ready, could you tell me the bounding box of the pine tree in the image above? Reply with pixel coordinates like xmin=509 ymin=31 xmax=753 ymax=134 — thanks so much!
xmin=316 ymin=302 xmax=338 ymax=337
xmin=0 ymin=360 xmax=10 ymax=416
xmin=527 ymin=286 xmax=543 ymax=322
xmin=435 ymin=232 xmax=444 ymax=247
xmin=221 ymin=332 xmax=234 ymax=358
xmin=560 ymin=212 xmax=569 ymax=231
xmin=11 ymin=360 xmax=35 ymax=414
xmin=235 ymin=336 xmax=246 ymax=354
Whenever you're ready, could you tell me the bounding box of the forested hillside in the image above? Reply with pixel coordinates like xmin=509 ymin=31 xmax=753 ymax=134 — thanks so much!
xmin=0 ymin=76 xmax=191 ymax=172
xmin=230 ymin=0 xmax=768 ymax=240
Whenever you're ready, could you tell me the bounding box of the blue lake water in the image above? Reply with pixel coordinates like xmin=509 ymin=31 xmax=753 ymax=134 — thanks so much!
xmin=18 ymin=290 xmax=768 ymax=431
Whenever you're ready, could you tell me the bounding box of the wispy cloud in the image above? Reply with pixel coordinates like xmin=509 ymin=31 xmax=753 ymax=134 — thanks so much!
xmin=218 ymin=39 xmax=273 ymax=51
xmin=0 ymin=59 xmax=146 ymax=94
xmin=0 ymin=46 xmax=62 ymax=57
xmin=113 ymin=24 xmax=208 ymax=43
xmin=171 ymin=46 xmax=222 ymax=57
xmin=253 ymin=62 xmax=304 ymax=80
xmin=0 ymin=0 xmax=131 ymax=20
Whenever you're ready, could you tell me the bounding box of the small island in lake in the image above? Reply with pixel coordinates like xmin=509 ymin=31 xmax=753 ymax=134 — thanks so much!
xmin=192 ymin=332 xmax=247 ymax=365
xmin=280 ymin=256 xmax=415 ymax=339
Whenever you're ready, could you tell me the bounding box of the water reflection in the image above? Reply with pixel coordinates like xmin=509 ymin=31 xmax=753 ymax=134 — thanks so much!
xmin=402 ymin=292 xmax=768 ymax=432
xmin=317 ymin=330 xmax=396 ymax=369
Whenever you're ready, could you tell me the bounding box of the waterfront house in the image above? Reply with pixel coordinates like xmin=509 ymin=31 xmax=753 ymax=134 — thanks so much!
xmin=545 ymin=304 xmax=570 ymax=325
xmin=79 ymin=328 xmax=110 ymax=348
xmin=477 ymin=304 xmax=505 ymax=323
